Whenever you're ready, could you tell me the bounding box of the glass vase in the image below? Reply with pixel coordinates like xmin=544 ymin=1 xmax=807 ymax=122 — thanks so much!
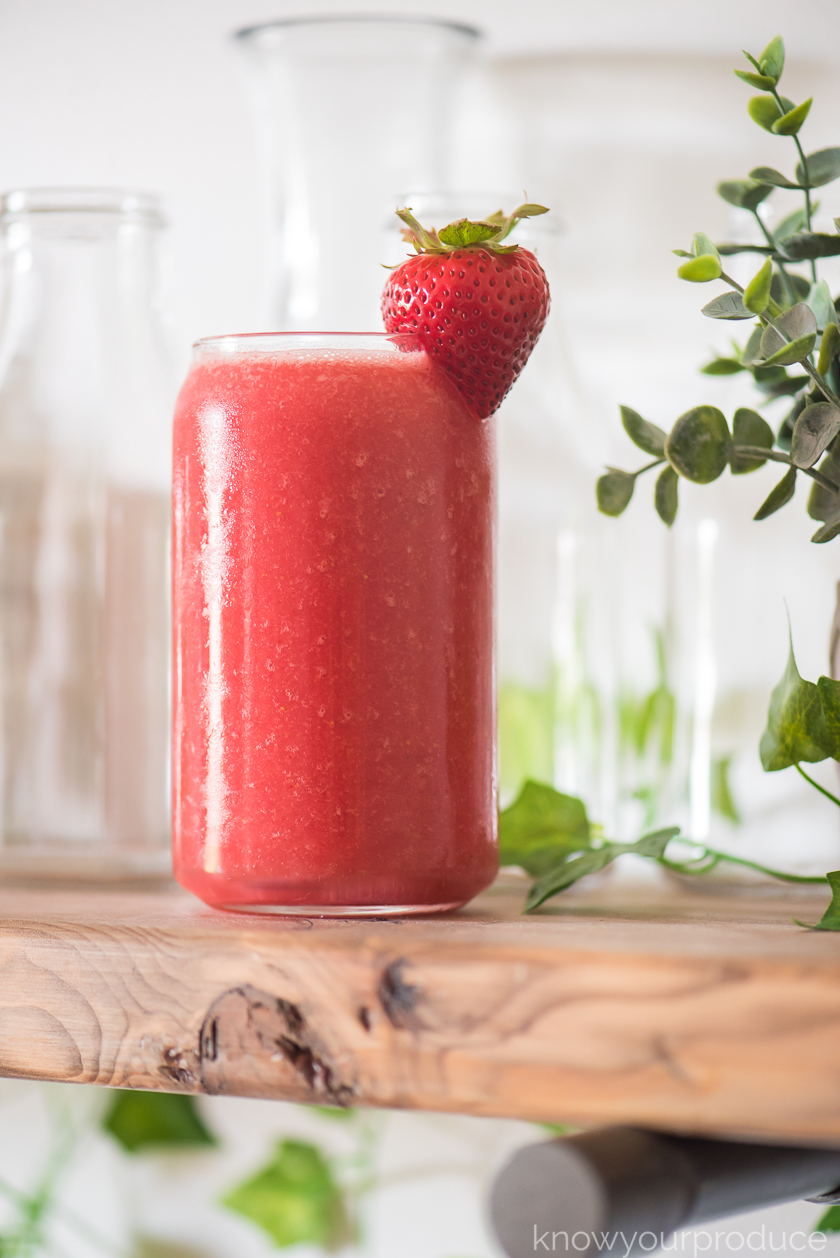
xmin=234 ymin=15 xmax=480 ymax=331
xmin=0 ymin=188 xmax=174 ymax=881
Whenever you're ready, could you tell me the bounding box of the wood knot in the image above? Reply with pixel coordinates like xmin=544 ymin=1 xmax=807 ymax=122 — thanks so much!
xmin=378 ymin=959 xmax=425 ymax=1031
xmin=198 ymin=984 xmax=355 ymax=1106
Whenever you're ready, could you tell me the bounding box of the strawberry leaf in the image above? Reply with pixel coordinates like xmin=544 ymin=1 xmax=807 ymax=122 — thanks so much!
xmin=438 ymin=218 xmax=499 ymax=247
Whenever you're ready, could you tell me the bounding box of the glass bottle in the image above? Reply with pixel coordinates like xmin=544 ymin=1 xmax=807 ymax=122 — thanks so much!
xmin=234 ymin=15 xmax=480 ymax=331
xmin=0 ymin=188 xmax=174 ymax=879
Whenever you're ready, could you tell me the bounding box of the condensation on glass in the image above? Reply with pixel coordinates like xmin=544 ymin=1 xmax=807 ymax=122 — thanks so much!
xmin=0 ymin=188 xmax=174 ymax=880
xmin=234 ymin=15 xmax=480 ymax=331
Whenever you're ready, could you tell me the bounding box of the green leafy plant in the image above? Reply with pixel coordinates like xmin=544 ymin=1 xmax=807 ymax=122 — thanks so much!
xmin=500 ymin=778 xmax=828 ymax=913
xmin=597 ymin=36 xmax=840 ymax=541
xmin=104 ymin=1091 xmax=216 ymax=1154
xmin=223 ymin=1139 xmax=351 ymax=1252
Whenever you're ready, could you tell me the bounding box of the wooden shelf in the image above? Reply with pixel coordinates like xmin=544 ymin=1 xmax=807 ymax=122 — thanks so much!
xmin=0 ymin=874 xmax=837 ymax=1144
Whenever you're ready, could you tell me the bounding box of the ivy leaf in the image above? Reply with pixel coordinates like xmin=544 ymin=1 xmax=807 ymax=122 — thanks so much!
xmin=438 ymin=218 xmax=499 ymax=247
xmin=791 ymin=403 xmax=840 ymax=470
xmin=772 ymin=98 xmax=812 ymax=137
xmin=749 ymin=165 xmax=801 ymax=189
xmin=596 ymin=469 xmax=636 ymax=516
xmin=743 ymin=258 xmax=772 ymax=314
xmin=818 ymin=323 xmax=840 ymax=376
xmin=817 ymin=676 xmax=840 ymax=760
xmin=758 ymin=35 xmax=785 ymax=81
xmin=759 ymin=640 xmax=828 ymax=771
xmin=716 ymin=179 xmax=773 ymax=211
xmin=223 ymin=1140 xmax=350 ymax=1252
xmin=730 ymin=408 xmax=774 ymax=474
xmin=814 ymin=1204 xmax=840 ymax=1233
xmin=499 ymin=780 xmax=592 ymax=876
xmin=781 ymin=233 xmax=840 ymax=261
xmin=524 ymin=826 xmax=680 ymax=912
xmin=701 ymin=291 xmax=753 ymax=320
xmin=794 ymin=870 xmax=840 ymax=932
xmin=754 ymin=465 xmax=797 ymax=521
xmin=620 ymin=405 xmax=666 ymax=457
xmin=103 ymin=1092 xmax=216 ymax=1153
xmin=665 ymin=406 xmax=730 ymax=483
xmin=796 ymin=147 xmax=840 ymax=188
xmin=748 ymin=96 xmax=794 ymax=133
xmin=654 ymin=465 xmax=678 ymax=526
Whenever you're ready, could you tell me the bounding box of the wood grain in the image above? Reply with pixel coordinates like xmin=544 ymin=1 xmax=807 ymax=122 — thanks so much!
xmin=0 ymin=875 xmax=838 ymax=1143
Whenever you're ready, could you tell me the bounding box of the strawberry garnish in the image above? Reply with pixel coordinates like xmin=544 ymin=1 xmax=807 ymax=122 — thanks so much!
xmin=381 ymin=203 xmax=551 ymax=419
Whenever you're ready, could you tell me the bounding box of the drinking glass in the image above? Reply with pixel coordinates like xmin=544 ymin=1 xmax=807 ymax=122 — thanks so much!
xmin=172 ymin=332 xmax=497 ymax=913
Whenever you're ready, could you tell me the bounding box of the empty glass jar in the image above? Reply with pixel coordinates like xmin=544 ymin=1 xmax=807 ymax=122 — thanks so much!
xmin=0 ymin=188 xmax=174 ymax=880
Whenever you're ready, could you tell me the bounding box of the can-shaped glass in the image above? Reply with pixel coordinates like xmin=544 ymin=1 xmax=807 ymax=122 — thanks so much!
xmin=172 ymin=332 xmax=497 ymax=913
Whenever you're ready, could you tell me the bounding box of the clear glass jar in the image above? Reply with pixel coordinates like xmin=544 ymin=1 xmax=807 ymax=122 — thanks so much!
xmin=0 ymin=188 xmax=174 ymax=880
xmin=234 ymin=15 xmax=480 ymax=330
xmin=172 ymin=332 xmax=497 ymax=914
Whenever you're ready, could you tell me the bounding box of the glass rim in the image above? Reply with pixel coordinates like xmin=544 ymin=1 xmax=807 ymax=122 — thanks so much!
xmin=234 ymin=13 xmax=481 ymax=43
xmin=0 ymin=188 xmax=165 ymax=225
xmin=193 ymin=331 xmax=422 ymax=354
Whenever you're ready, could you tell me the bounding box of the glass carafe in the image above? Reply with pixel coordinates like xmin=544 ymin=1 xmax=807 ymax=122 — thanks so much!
xmin=234 ymin=15 xmax=480 ymax=330
xmin=0 ymin=188 xmax=174 ymax=880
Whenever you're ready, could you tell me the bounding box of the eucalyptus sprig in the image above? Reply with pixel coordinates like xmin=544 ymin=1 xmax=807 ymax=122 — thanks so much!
xmin=597 ymin=35 xmax=840 ymax=543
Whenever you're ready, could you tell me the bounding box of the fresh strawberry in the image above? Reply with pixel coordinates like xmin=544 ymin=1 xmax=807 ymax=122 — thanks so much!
xmin=381 ymin=203 xmax=551 ymax=419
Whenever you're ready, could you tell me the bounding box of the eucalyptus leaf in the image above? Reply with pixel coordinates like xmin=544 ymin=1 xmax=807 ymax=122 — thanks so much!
xmin=758 ymin=35 xmax=785 ymax=81
xmin=620 ymin=405 xmax=667 ymax=457
xmin=716 ymin=243 xmax=774 ymax=257
xmin=791 ymin=403 xmax=840 ymax=469
xmin=817 ymin=676 xmax=840 ymax=760
xmin=807 ymin=446 xmax=840 ymax=521
xmin=760 ymin=303 xmax=817 ymax=366
xmin=806 ymin=280 xmax=836 ymax=331
xmin=596 ymin=469 xmax=636 ymax=516
xmin=677 ymin=255 xmax=721 ymax=282
xmin=743 ymin=258 xmax=772 ymax=314
xmin=759 ymin=640 xmax=828 ymax=771
xmin=749 ymin=165 xmax=801 ymax=189
xmin=794 ymin=870 xmax=840 ymax=932
xmin=730 ymin=407 xmax=774 ymax=473
xmin=749 ymin=94 xmax=794 ymax=132
xmin=811 ymin=514 xmax=840 ymax=543
xmin=499 ymin=779 xmax=592 ymax=875
xmin=700 ymin=356 xmax=744 ymax=376
xmin=741 ymin=324 xmax=765 ymax=366
xmin=654 ymin=465 xmax=678 ymax=526
xmin=796 ymin=147 xmax=840 ymax=188
xmin=665 ymin=406 xmax=730 ymax=483
xmin=692 ymin=232 xmax=719 ymax=261
xmin=770 ymin=271 xmax=811 ymax=303
xmin=716 ymin=179 xmax=774 ymax=210
xmin=781 ymin=233 xmax=840 ymax=261
xmin=701 ymin=291 xmax=752 ymax=320
xmin=734 ymin=69 xmax=777 ymax=90
xmin=223 ymin=1140 xmax=350 ymax=1252
xmin=754 ymin=465 xmax=797 ymax=521
xmin=772 ymin=98 xmax=812 ymax=136
xmin=773 ymin=207 xmax=808 ymax=244
xmin=818 ymin=323 xmax=840 ymax=376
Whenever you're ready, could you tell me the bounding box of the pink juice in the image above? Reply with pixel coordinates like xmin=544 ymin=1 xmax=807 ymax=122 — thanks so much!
xmin=172 ymin=333 xmax=497 ymax=911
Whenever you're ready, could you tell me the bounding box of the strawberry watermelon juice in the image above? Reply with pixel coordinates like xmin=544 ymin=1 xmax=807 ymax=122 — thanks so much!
xmin=172 ymin=332 xmax=497 ymax=912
